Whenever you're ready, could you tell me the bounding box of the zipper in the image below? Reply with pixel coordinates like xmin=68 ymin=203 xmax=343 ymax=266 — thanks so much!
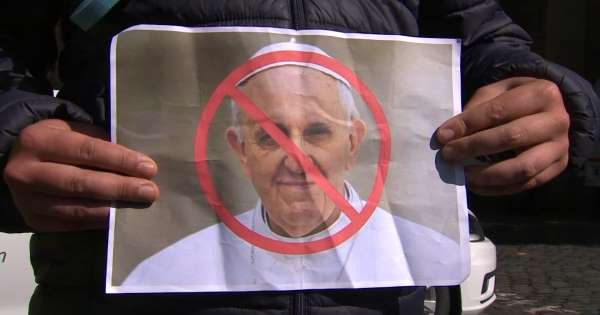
xmin=290 ymin=0 xmax=306 ymax=29
xmin=288 ymin=2 xmax=307 ymax=312
xmin=292 ymin=291 xmax=306 ymax=315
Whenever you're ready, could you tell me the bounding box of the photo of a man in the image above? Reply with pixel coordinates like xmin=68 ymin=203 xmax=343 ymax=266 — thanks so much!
xmin=119 ymin=41 xmax=463 ymax=291
xmin=225 ymin=42 xmax=367 ymax=239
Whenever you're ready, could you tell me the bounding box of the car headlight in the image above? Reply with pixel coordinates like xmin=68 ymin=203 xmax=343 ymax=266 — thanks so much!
xmin=468 ymin=211 xmax=485 ymax=242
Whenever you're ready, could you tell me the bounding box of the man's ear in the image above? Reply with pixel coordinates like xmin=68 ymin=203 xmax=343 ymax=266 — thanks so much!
xmin=226 ymin=127 xmax=250 ymax=176
xmin=348 ymin=118 xmax=367 ymax=162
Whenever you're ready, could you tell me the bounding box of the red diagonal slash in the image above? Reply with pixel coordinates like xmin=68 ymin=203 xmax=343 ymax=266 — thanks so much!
xmin=226 ymin=86 xmax=360 ymax=221
xmin=194 ymin=50 xmax=390 ymax=254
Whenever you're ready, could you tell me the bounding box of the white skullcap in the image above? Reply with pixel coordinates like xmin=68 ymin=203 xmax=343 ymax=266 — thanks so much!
xmin=236 ymin=41 xmax=351 ymax=88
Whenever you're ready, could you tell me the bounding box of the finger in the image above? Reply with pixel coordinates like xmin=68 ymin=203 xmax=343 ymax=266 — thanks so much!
xmin=436 ymin=79 xmax=562 ymax=144
xmin=442 ymin=111 xmax=569 ymax=162
xmin=18 ymin=122 xmax=157 ymax=178
xmin=465 ymin=139 xmax=568 ymax=188
xmin=14 ymin=191 xmax=110 ymax=232
xmin=21 ymin=161 xmax=159 ymax=203
xmin=466 ymin=77 xmax=538 ymax=107
xmin=467 ymin=157 xmax=568 ymax=196
xmin=14 ymin=190 xmax=154 ymax=232
xmin=39 ymin=119 xmax=110 ymax=140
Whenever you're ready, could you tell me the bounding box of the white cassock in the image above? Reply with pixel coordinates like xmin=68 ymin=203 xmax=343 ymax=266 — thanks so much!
xmin=122 ymin=183 xmax=463 ymax=292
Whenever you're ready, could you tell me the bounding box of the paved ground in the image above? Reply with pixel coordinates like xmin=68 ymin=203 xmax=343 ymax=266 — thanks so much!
xmin=482 ymin=244 xmax=600 ymax=315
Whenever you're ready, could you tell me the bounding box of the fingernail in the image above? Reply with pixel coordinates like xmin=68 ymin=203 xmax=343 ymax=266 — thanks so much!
xmin=438 ymin=128 xmax=455 ymax=143
xmin=137 ymin=184 xmax=157 ymax=201
xmin=138 ymin=161 xmax=157 ymax=176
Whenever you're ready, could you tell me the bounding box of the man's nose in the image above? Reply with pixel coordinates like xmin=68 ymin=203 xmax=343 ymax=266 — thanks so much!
xmin=283 ymin=154 xmax=304 ymax=173
xmin=282 ymin=133 xmax=310 ymax=173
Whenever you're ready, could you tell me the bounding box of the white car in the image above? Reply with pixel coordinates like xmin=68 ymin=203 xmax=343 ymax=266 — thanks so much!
xmin=0 ymin=233 xmax=35 ymax=315
xmin=424 ymin=210 xmax=497 ymax=314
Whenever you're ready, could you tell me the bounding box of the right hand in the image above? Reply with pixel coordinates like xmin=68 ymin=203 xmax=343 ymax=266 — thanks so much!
xmin=3 ymin=119 xmax=159 ymax=232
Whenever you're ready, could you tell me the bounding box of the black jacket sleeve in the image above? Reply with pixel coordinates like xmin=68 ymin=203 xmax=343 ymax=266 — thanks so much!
xmin=418 ymin=0 xmax=600 ymax=168
xmin=0 ymin=2 xmax=93 ymax=232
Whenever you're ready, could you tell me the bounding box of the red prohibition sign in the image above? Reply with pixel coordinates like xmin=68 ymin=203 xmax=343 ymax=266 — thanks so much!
xmin=194 ymin=50 xmax=391 ymax=255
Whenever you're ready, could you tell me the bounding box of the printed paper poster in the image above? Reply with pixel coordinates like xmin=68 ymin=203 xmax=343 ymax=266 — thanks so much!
xmin=107 ymin=26 xmax=469 ymax=293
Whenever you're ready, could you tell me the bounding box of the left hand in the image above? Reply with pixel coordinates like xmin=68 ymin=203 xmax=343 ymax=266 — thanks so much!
xmin=436 ymin=77 xmax=570 ymax=195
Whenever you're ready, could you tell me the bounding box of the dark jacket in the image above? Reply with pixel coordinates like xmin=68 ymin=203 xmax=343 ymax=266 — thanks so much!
xmin=1 ymin=1 xmax=599 ymax=314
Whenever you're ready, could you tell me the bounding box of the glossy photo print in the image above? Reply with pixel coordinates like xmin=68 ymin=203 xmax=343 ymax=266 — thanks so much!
xmin=107 ymin=26 xmax=468 ymax=293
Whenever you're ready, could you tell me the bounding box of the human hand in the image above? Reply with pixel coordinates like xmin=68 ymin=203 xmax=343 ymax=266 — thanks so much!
xmin=436 ymin=77 xmax=570 ymax=195
xmin=3 ymin=119 xmax=159 ymax=232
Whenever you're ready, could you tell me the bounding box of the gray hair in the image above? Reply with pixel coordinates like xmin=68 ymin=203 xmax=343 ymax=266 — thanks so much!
xmin=229 ymin=79 xmax=359 ymax=139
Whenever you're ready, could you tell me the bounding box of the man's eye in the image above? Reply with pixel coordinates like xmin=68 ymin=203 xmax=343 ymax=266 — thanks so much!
xmin=304 ymin=125 xmax=332 ymax=141
xmin=256 ymin=132 xmax=278 ymax=148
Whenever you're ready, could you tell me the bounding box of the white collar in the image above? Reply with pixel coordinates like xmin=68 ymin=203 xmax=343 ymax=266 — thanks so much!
xmin=250 ymin=181 xmax=363 ymax=242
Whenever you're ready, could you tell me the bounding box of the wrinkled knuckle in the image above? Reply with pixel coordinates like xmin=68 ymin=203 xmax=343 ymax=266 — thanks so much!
xmin=67 ymin=206 xmax=91 ymax=222
xmin=115 ymin=181 xmax=131 ymax=200
xmin=455 ymin=118 xmax=468 ymax=136
xmin=3 ymin=160 xmax=34 ymax=188
xmin=518 ymin=160 xmax=539 ymax=180
xmin=558 ymin=157 xmax=569 ymax=172
xmin=3 ymin=162 xmax=22 ymax=186
xmin=523 ymin=177 xmax=540 ymax=191
xmin=66 ymin=172 xmax=87 ymax=194
xmin=560 ymin=114 xmax=570 ymax=130
xmin=536 ymin=80 xmax=562 ymax=105
xmin=501 ymin=126 xmax=527 ymax=148
xmin=118 ymin=150 xmax=134 ymax=173
xmin=78 ymin=138 xmax=97 ymax=162
xmin=555 ymin=110 xmax=570 ymax=132
xmin=17 ymin=125 xmax=43 ymax=151
xmin=485 ymin=100 xmax=507 ymax=124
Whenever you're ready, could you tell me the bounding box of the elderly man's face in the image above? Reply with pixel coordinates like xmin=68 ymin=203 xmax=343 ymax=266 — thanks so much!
xmin=226 ymin=65 xmax=366 ymax=238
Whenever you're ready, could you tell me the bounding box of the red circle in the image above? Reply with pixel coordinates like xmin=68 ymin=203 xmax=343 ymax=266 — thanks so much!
xmin=194 ymin=51 xmax=391 ymax=254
